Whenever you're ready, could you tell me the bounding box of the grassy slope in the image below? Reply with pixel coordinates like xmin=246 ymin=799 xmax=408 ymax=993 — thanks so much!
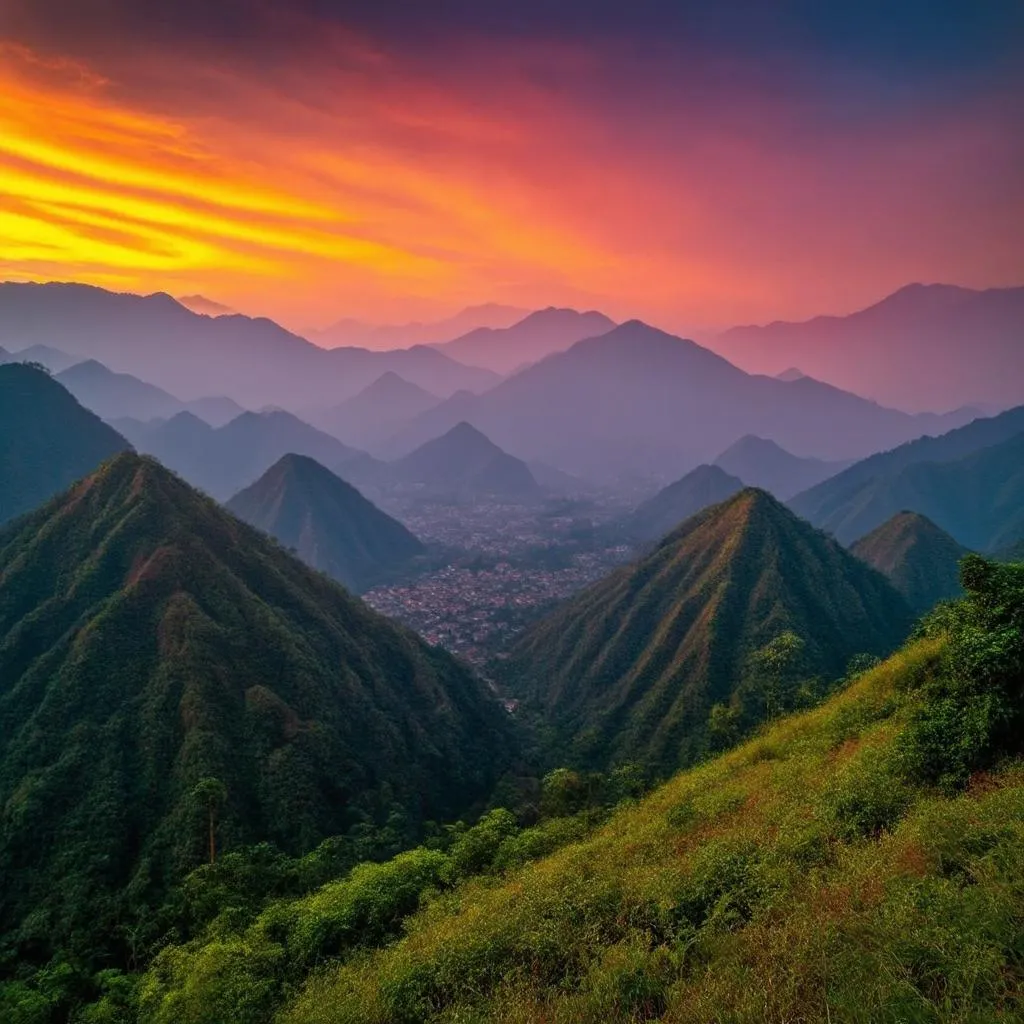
xmin=282 ymin=637 xmax=1024 ymax=1023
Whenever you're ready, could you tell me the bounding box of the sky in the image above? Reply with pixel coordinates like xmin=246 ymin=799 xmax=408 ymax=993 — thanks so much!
xmin=1 ymin=1 xmax=1022 ymax=338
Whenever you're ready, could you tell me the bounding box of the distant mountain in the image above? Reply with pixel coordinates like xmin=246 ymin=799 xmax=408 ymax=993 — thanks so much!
xmin=790 ymin=404 xmax=1024 ymax=529
xmin=393 ymin=422 xmax=541 ymax=501
xmin=622 ymin=464 xmax=745 ymax=543
xmin=177 ymin=294 xmax=236 ymax=316
xmin=792 ymin=431 xmax=1024 ymax=550
xmin=120 ymin=409 xmax=371 ymax=499
xmin=776 ymin=367 xmax=807 ymax=381
xmin=714 ymin=435 xmax=848 ymax=499
xmin=386 ymin=321 xmax=974 ymax=479
xmin=182 ymin=394 xmax=248 ymax=427
xmin=0 ymin=452 xmax=516 ymax=963
xmin=310 ymin=303 xmax=529 ymax=349
xmin=995 ymin=538 xmax=1024 ymax=563
xmin=502 ymin=489 xmax=912 ymax=773
xmin=714 ymin=283 xmax=1024 ymax=412
xmin=227 ymin=454 xmax=424 ymax=592
xmin=6 ymin=344 xmax=80 ymax=373
xmin=308 ymin=372 xmax=441 ymax=449
xmin=0 ymin=363 xmax=130 ymax=525
xmin=850 ymin=512 xmax=968 ymax=613
xmin=56 ymin=359 xmax=185 ymax=421
xmin=431 ymin=307 xmax=616 ymax=374
xmin=0 ymin=283 xmax=499 ymax=410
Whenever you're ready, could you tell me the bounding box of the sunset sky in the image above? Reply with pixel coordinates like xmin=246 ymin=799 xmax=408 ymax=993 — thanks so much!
xmin=1 ymin=1 xmax=1022 ymax=336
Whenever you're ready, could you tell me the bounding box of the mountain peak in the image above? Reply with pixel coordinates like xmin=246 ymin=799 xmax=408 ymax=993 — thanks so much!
xmin=505 ymin=479 xmax=912 ymax=773
xmin=227 ymin=453 xmax=423 ymax=592
xmin=851 ymin=510 xmax=969 ymax=613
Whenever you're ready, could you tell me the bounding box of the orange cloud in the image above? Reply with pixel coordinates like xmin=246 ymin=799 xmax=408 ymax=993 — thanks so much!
xmin=0 ymin=37 xmax=1021 ymax=338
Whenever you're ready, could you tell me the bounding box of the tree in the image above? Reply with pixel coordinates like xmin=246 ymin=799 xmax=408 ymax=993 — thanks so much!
xmin=192 ymin=778 xmax=228 ymax=865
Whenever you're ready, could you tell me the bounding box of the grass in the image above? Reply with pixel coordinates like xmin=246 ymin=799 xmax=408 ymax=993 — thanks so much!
xmin=277 ymin=637 xmax=1024 ymax=1023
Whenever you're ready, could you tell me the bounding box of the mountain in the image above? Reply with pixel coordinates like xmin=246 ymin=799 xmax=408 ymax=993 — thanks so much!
xmin=503 ymin=489 xmax=913 ymax=773
xmin=714 ymin=434 xmax=848 ymax=498
xmin=622 ymin=464 xmax=745 ymax=543
xmin=392 ymin=422 xmax=541 ymax=501
xmin=181 ymin=394 xmax=248 ymax=427
xmin=790 ymin=404 xmax=1024 ymax=531
xmin=5 ymin=344 xmax=79 ymax=373
xmin=308 ymin=372 xmax=441 ymax=449
xmin=792 ymin=431 xmax=1024 ymax=550
xmin=383 ymin=321 xmax=974 ymax=480
xmin=0 ymin=282 xmax=499 ymax=410
xmin=850 ymin=511 xmax=968 ymax=613
xmin=226 ymin=454 xmax=424 ymax=592
xmin=0 ymin=363 xmax=130 ymax=525
xmin=995 ymin=538 xmax=1024 ymax=563
xmin=176 ymin=294 xmax=236 ymax=316
xmin=215 ymin=569 xmax=1024 ymax=1024
xmin=714 ymin=283 xmax=1024 ymax=412
xmin=0 ymin=453 xmax=516 ymax=963
xmin=310 ymin=303 xmax=529 ymax=349
xmin=55 ymin=359 xmax=185 ymax=421
xmin=775 ymin=366 xmax=807 ymax=381
xmin=430 ymin=307 xmax=616 ymax=374
xmin=120 ymin=409 xmax=372 ymax=500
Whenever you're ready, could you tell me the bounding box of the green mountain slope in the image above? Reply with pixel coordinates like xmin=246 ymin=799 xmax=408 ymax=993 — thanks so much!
xmin=790 ymin=403 xmax=1024 ymax=531
xmin=504 ymin=489 xmax=913 ymax=772
xmin=0 ymin=363 xmax=130 ymax=525
xmin=0 ymin=453 xmax=515 ymax=965
xmin=851 ymin=511 xmax=968 ymax=613
xmin=139 ymin=556 xmax=1024 ymax=1024
xmin=794 ymin=431 xmax=1024 ymax=548
xmin=622 ymin=464 xmax=744 ymax=543
xmin=226 ymin=454 xmax=424 ymax=592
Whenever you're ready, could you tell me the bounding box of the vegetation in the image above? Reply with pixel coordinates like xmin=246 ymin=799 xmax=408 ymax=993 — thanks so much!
xmin=851 ymin=510 xmax=968 ymax=613
xmin=226 ymin=454 xmax=424 ymax=593
xmin=502 ymin=488 xmax=914 ymax=773
xmin=792 ymin=414 xmax=1024 ymax=548
xmin=242 ymin=554 xmax=1021 ymax=1022
xmin=0 ymin=453 xmax=517 ymax=973
xmin=0 ymin=363 xmax=129 ymax=525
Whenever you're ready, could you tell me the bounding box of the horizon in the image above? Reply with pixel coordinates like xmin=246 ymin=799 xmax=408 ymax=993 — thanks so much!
xmin=2 ymin=1 xmax=1022 ymax=336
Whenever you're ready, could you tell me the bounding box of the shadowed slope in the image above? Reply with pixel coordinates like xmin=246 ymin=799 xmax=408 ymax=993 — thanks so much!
xmin=227 ymin=454 xmax=424 ymax=592
xmin=0 ymin=362 xmax=130 ymax=525
xmin=850 ymin=511 xmax=968 ymax=613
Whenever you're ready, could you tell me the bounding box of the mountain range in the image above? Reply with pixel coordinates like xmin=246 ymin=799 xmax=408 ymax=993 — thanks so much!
xmin=502 ymin=489 xmax=913 ymax=773
xmin=790 ymin=407 xmax=1024 ymax=548
xmin=306 ymin=372 xmax=441 ymax=449
xmin=430 ymin=307 xmax=616 ymax=374
xmin=850 ymin=511 xmax=968 ymax=613
xmin=0 ymin=283 xmax=499 ymax=410
xmin=714 ymin=283 xmax=1024 ymax=412
xmin=226 ymin=454 xmax=424 ymax=592
xmin=0 ymin=452 xmax=515 ymax=963
xmin=308 ymin=302 xmax=529 ymax=349
xmin=621 ymin=464 xmax=745 ymax=543
xmin=714 ymin=434 xmax=849 ymax=498
xmin=385 ymin=320 xmax=976 ymax=480
xmin=0 ymin=363 xmax=130 ymax=526
xmin=116 ymin=409 xmax=371 ymax=500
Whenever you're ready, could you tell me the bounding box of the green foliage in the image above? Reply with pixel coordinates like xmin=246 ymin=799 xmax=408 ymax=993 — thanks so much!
xmin=503 ymin=488 xmax=913 ymax=775
xmin=0 ymin=453 xmax=517 ymax=973
xmin=898 ymin=555 xmax=1024 ymax=790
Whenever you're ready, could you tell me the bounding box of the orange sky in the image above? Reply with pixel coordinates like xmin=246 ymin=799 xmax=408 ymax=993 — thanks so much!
xmin=1 ymin=24 xmax=1022 ymax=339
